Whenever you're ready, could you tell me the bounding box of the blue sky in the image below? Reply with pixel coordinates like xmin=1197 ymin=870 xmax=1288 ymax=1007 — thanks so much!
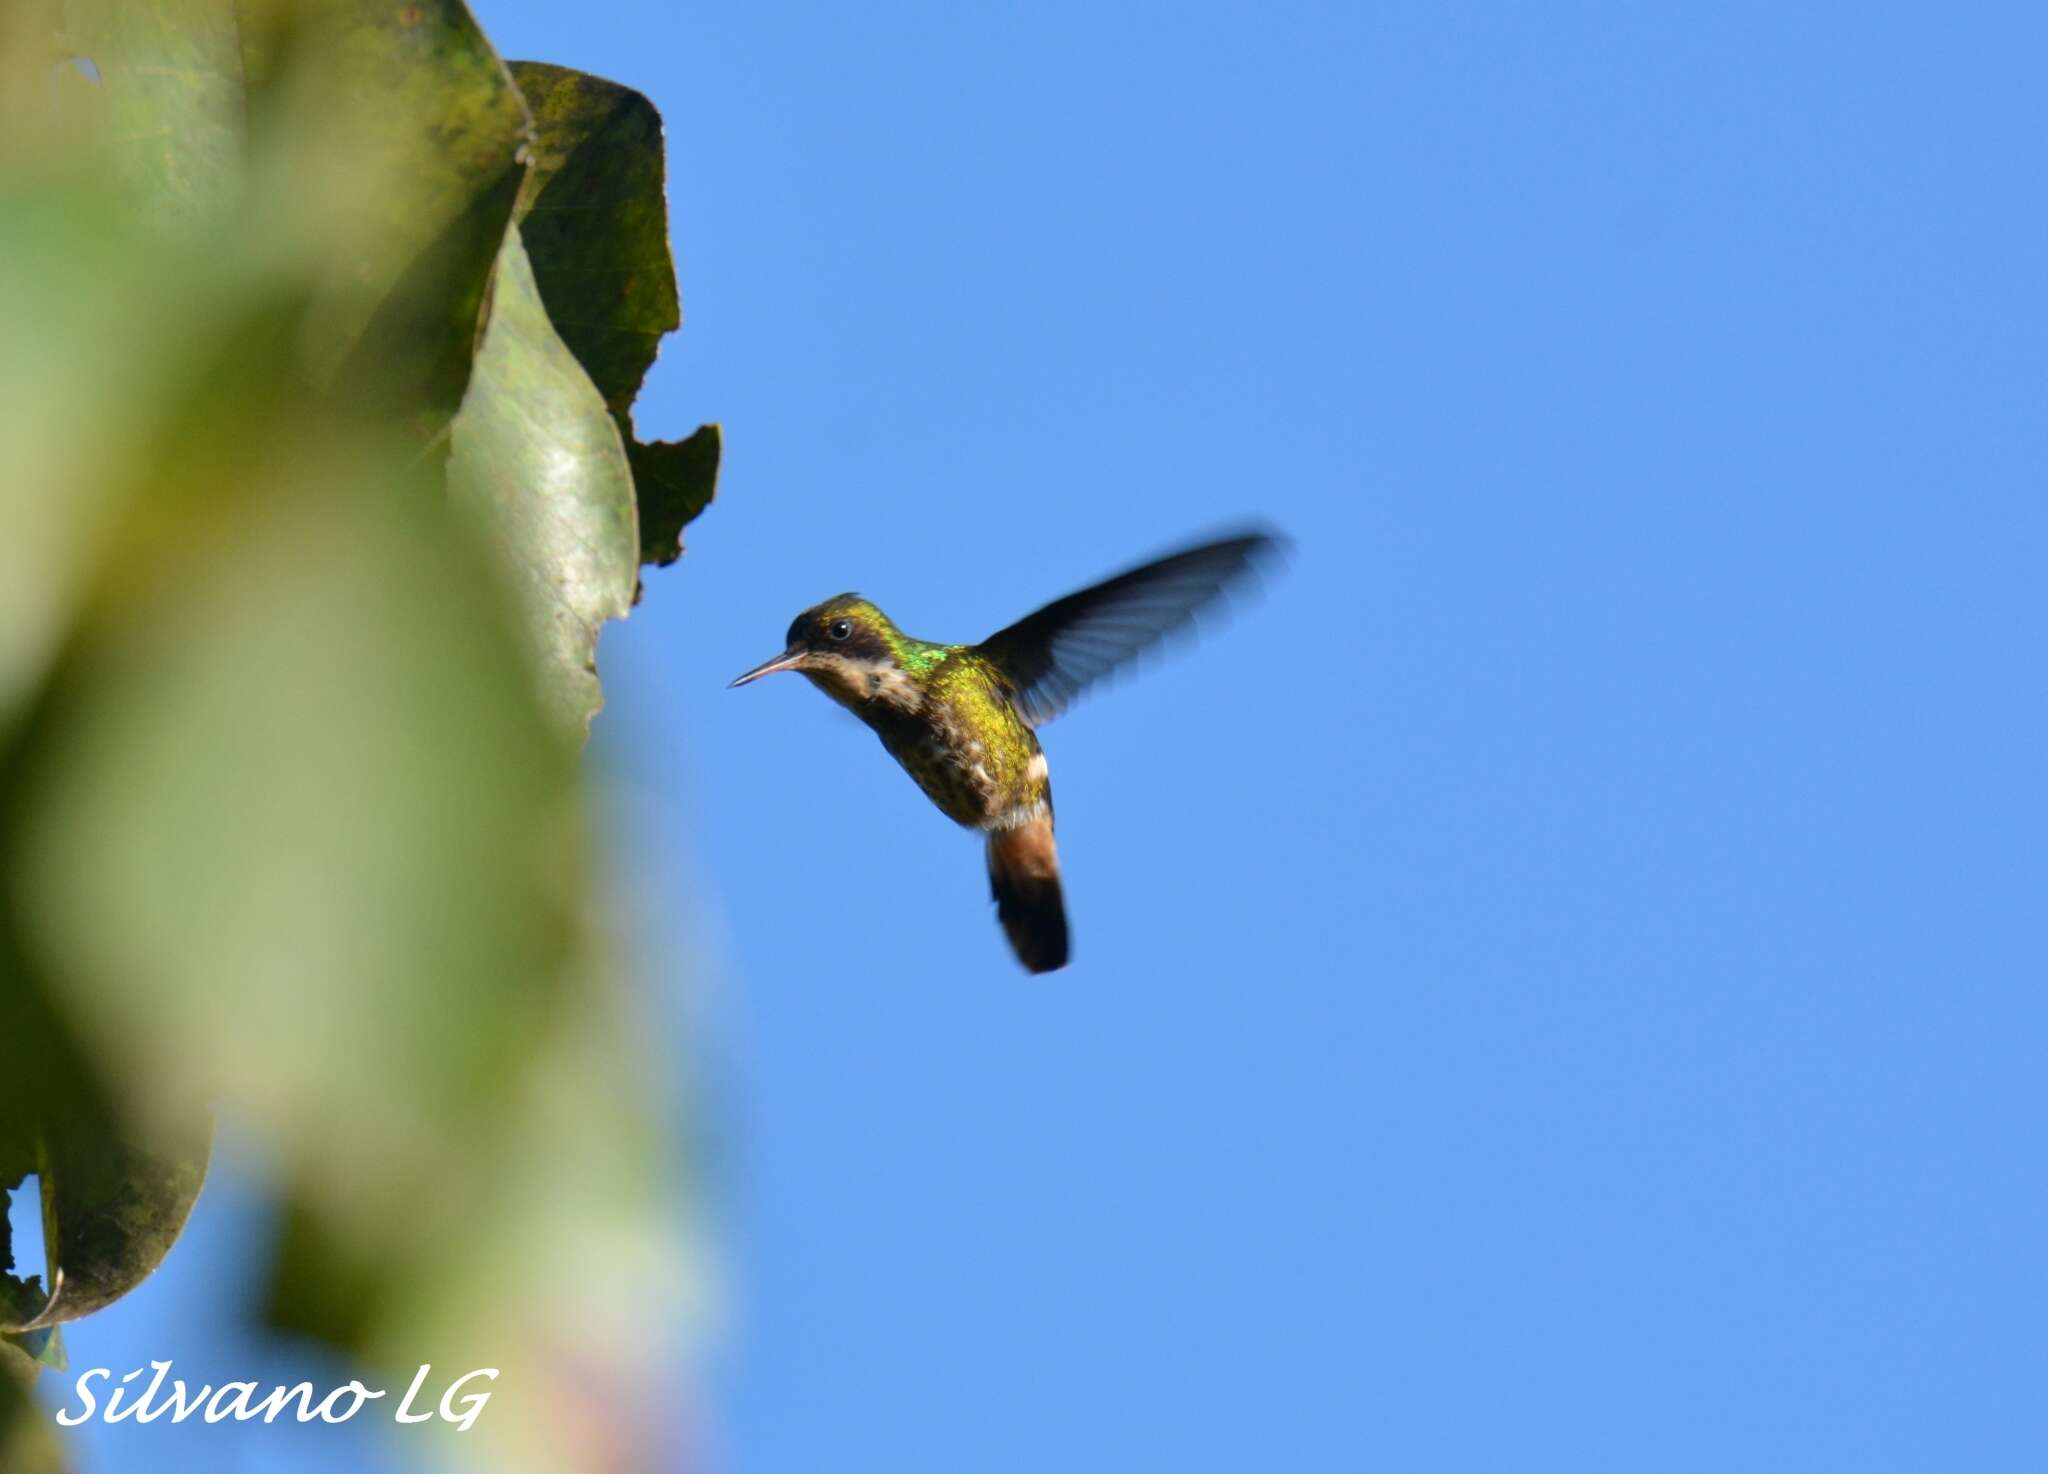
xmin=36 ymin=1 xmax=2048 ymax=1470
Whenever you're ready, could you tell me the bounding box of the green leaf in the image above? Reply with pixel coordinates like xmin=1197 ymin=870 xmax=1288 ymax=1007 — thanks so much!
xmin=449 ymin=228 xmax=640 ymax=732
xmin=3 ymin=1114 xmax=212 ymax=1333
xmin=630 ymin=424 xmax=723 ymax=567
xmin=506 ymin=61 xmax=678 ymax=419
xmin=507 ymin=61 xmax=720 ymax=565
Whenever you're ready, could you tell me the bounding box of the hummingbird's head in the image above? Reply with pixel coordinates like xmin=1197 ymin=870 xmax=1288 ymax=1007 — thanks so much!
xmin=727 ymin=595 xmax=921 ymax=711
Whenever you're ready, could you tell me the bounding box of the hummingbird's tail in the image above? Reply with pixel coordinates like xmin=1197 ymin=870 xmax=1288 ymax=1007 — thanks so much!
xmin=986 ymin=816 xmax=1069 ymax=974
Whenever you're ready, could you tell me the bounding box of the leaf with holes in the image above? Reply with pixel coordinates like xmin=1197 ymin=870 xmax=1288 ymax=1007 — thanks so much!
xmin=509 ymin=61 xmax=721 ymax=565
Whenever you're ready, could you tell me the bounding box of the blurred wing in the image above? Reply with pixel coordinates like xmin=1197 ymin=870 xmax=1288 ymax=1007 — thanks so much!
xmin=976 ymin=530 xmax=1278 ymax=727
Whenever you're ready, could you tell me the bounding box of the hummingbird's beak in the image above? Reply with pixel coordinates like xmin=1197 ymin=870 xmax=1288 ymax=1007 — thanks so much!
xmin=727 ymin=645 xmax=809 ymax=688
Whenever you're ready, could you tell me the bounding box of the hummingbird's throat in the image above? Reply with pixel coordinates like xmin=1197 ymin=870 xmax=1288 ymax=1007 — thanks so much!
xmin=800 ymin=652 xmax=921 ymax=714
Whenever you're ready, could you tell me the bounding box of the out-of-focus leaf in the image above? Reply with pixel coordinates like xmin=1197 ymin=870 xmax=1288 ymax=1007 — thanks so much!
xmin=0 ymin=1353 xmax=67 ymax=1474
xmin=268 ymin=955 xmax=694 ymax=1474
xmin=12 ymin=499 xmax=582 ymax=1219
xmin=0 ymin=236 xmax=696 ymax=1458
xmin=0 ymin=186 xmax=215 ymax=1406
xmin=285 ymin=0 xmax=531 ymax=440
xmin=450 ymin=229 xmax=640 ymax=733
xmin=0 ymin=182 xmax=245 ymax=715
xmin=7 ymin=263 xmax=579 ymax=1214
xmin=630 ymin=424 xmax=723 ymax=568
xmin=55 ymin=0 xmax=519 ymax=408
xmin=48 ymin=1 xmax=532 ymax=447
xmin=58 ymin=0 xmax=245 ymax=225
xmin=507 ymin=61 xmax=720 ymax=565
xmin=0 ymin=11 xmax=703 ymax=1471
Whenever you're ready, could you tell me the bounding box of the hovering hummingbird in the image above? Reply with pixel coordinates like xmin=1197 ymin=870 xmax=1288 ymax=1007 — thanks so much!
xmin=729 ymin=529 xmax=1279 ymax=973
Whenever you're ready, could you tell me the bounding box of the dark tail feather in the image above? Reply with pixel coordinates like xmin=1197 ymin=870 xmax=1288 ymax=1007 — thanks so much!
xmin=986 ymin=817 xmax=1069 ymax=973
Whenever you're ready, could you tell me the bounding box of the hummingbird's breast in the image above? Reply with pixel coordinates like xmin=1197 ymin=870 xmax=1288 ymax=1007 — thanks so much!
xmin=869 ymin=655 xmax=1049 ymax=830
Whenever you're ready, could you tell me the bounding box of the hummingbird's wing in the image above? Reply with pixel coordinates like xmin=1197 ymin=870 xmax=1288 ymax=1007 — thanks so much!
xmin=974 ymin=529 xmax=1279 ymax=727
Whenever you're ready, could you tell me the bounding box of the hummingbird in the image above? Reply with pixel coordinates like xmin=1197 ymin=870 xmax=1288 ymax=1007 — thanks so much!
xmin=728 ymin=528 xmax=1279 ymax=974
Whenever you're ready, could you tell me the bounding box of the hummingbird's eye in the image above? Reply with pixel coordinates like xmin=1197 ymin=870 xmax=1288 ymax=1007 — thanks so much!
xmin=828 ymin=619 xmax=853 ymax=642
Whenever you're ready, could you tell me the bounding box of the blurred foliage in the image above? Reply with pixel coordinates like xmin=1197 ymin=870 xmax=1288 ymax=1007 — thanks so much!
xmin=0 ymin=3 xmax=712 ymax=1470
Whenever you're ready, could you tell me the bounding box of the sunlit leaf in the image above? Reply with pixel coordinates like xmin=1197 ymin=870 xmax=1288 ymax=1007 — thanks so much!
xmin=450 ymin=229 xmax=641 ymax=732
